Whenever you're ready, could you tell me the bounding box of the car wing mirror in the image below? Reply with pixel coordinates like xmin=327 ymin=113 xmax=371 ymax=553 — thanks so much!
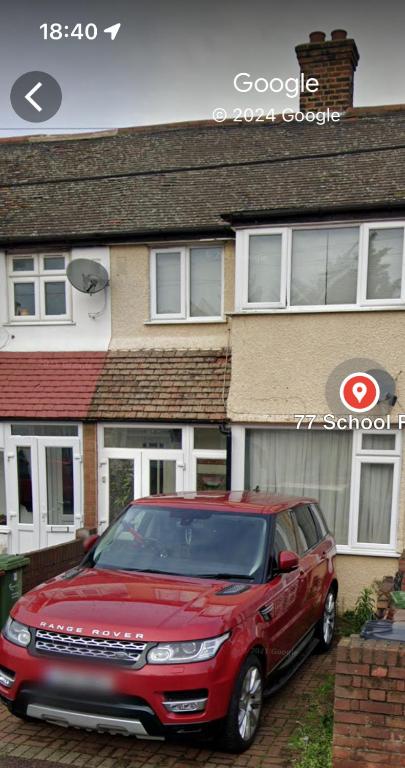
xmin=278 ymin=550 xmax=299 ymax=572
xmin=83 ymin=533 xmax=100 ymax=554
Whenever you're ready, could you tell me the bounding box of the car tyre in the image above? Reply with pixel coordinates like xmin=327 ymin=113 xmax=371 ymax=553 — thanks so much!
xmin=220 ymin=651 xmax=264 ymax=752
xmin=315 ymin=589 xmax=336 ymax=652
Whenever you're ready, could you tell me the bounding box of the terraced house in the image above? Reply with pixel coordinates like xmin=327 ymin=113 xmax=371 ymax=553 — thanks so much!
xmin=1 ymin=31 xmax=405 ymax=606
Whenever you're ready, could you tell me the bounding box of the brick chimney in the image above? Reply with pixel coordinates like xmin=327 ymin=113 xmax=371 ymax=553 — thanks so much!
xmin=295 ymin=30 xmax=359 ymax=112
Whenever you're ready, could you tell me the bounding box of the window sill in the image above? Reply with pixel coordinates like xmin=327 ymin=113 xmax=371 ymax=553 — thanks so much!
xmin=229 ymin=305 xmax=405 ymax=316
xmin=145 ymin=318 xmax=227 ymax=326
xmin=336 ymin=545 xmax=400 ymax=557
xmin=0 ymin=527 xmax=11 ymax=534
xmin=5 ymin=320 xmax=75 ymax=327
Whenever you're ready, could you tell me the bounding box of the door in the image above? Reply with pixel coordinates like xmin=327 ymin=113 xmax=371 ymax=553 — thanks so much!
xmin=262 ymin=509 xmax=307 ymax=670
xmin=7 ymin=435 xmax=82 ymax=554
xmin=37 ymin=438 xmax=82 ymax=549
xmin=7 ymin=438 xmax=40 ymax=553
xmin=101 ymin=450 xmax=184 ymax=531
xmin=291 ymin=504 xmax=327 ymax=630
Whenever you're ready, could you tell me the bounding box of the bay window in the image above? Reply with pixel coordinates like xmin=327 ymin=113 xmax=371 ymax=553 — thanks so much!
xmin=236 ymin=222 xmax=405 ymax=311
xmin=244 ymin=427 xmax=400 ymax=553
xmin=151 ymin=245 xmax=223 ymax=321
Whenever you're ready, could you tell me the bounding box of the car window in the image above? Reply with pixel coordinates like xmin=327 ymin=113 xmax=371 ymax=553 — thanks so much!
xmin=292 ymin=505 xmax=319 ymax=554
xmin=310 ymin=503 xmax=328 ymax=539
xmin=272 ymin=510 xmax=298 ymax=566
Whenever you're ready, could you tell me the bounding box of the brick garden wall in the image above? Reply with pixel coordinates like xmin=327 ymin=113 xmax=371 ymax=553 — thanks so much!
xmin=333 ymin=635 xmax=405 ymax=767
xmin=22 ymin=538 xmax=85 ymax=594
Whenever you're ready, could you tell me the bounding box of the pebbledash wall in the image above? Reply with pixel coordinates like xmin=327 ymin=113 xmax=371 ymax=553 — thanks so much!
xmin=108 ymin=241 xmax=405 ymax=610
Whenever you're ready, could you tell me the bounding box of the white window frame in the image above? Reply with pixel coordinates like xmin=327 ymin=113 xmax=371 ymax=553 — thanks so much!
xmin=238 ymin=425 xmax=401 ymax=556
xmin=358 ymin=221 xmax=405 ymax=307
xmin=235 ymin=221 xmax=405 ymax=313
xmin=8 ymin=253 xmax=71 ymax=322
xmin=150 ymin=245 xmax=224 ymax=322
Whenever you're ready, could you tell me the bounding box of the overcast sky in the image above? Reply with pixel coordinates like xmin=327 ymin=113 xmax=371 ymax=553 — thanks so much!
xmin=1 ymin=0 xmax=405 ymax=134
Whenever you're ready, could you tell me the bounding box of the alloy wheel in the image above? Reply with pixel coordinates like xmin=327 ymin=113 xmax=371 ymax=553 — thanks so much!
xmin=323 ymin=592 xmax=335 ymax=645
xmin=237 ymin=665 xmax=262 ymax=741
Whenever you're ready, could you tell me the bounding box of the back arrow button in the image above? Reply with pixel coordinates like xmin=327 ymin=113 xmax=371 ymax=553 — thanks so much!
xmin=10 ymin=71 xmax=62 ymax=122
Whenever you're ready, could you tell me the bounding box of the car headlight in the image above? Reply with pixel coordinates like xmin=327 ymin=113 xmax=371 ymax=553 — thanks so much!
xmin=3 ymin=617 xmax=32 ymax=648
xmin=147 ymin=632 xmax=230 ymax=664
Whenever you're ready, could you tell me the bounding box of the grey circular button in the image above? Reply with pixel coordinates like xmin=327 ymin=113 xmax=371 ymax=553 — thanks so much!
xmin=10 ymin=71 xmax=62 ymax=123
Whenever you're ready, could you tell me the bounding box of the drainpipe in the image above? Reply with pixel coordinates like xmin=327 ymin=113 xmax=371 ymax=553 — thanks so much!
xmin=219 ymin=423 xmax=232 ymax=491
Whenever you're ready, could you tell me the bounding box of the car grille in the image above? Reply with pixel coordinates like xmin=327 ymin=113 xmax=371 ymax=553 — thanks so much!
xmin=35 ymin=629 xmax=147 ymax=665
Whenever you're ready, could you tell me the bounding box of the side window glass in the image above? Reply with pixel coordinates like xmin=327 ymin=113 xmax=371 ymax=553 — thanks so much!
xmin=310 ymin=503 xmax=328 ymax=539
xmin=272 ymin=510 xmax=298 ymax=572
xmin=293 ymin=505 xmax=319 ymax=553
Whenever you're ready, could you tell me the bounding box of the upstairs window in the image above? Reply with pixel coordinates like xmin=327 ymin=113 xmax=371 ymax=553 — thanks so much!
xmin=8 ymin=253 xmax=71 ymax=321
xmin=151 ymin=246 xmax=223 ymax=321
xmin=236 ymin=222 xmax=405 ymax=311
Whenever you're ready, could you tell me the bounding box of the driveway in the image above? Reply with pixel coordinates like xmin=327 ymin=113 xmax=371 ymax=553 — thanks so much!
xmin=0 ymin=648 xmax=335 ymax=768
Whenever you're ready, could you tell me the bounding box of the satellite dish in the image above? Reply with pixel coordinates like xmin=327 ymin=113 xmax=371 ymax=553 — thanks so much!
xmin=367 ymin=368 xmax=397 ymax=407
xmin=67 ymin=259 xmax=109 ymax=294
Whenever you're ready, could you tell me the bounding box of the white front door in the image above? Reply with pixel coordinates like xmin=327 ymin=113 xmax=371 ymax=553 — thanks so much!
xmin=7 ymin=434 xmax=82 ymax=553
xmin=100 ymin=449 xmax=184 ymax=532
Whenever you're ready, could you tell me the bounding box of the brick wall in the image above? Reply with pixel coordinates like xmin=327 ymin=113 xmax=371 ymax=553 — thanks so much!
xmin=22 ymin=538 xmax=85 ymax=594
xmin=83 ymin=422 xmax=98 ymax=530
xmin=333 ymin=635 xmax=405 ymax=767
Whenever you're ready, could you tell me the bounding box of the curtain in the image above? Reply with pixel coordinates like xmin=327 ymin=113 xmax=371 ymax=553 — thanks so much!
xmin=367 ymin=228 xmax=403 ymax=300
xmin=291 ymin=228 xmax=359 ymax=305
xmin=358 ymin=463 xmax=393 ymax=544
xmin=190 ymin=247 xmax=221 ymax=316
xmin=245 ymin=429 xmax=352 ymax=545
xmin=156 ymin=252 xmax=181 ymax=314
xmin=248 ymin=235 xmax=282 ymax=303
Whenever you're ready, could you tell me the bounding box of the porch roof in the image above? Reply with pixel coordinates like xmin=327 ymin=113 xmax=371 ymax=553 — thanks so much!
xmin=0 ymin=352 xmax=107 ymax=419
xmin=88 ymin=349 xmax=230 ymax=422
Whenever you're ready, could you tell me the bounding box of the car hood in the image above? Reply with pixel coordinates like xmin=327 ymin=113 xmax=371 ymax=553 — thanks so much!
xmin=13 ymin=567 xmax=261 ymax=642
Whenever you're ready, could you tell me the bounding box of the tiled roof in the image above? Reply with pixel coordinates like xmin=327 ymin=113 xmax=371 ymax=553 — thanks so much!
xmin=2 ymin=109 xmax=405 ymax=242
xmin=0 ymin=352 xmax=106 ymax=419
xmin=88 ymin=349 xmax=231 ymax=422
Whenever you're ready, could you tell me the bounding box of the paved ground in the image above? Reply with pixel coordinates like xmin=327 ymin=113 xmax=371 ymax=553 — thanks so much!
xmin=0 ymin=649 xmax=336 ymax=768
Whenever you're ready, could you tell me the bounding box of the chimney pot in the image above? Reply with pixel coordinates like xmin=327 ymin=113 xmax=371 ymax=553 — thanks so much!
xmin=331 ymin=29 xmax=348 ymax=40
xmin=309 ymin=31 xmax=326 ymax=43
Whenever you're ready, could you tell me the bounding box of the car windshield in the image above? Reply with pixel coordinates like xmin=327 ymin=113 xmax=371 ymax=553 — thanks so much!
xmin=91 ymin=505 xmax=268 ymax=582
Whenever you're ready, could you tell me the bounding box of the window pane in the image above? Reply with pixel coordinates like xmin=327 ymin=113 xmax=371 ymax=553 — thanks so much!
xmin=44 ymin=256 xmax=65 ymax=270
xmin=149 ymin=460 xmax=176 ymax=495
xmin=12 ymin=257 xmax=34 ymax=272
xmin=291 ymin=228 xmax=358 ymax=305
xmin=362 ymin=434 xmax=396 ymax=451
xmin=274 ymin=511 xmax=298 ymax=557
xmin=14 ymin=283 xmax=35 ymax=316
xmin=196 ymin=458 xmax=227 ymax=491
xmin=194 ymin=427 xmax=226 ymax=450
xmin=358 ymin=463 xmax=393 ymax=544
xmin=367 ymin=228 xmax=403 ymax=300
xmin=156 ymin=252 xmax=181 ymax=314
xmin=248 ymin=234 xmax=282 ymax=303
xmin=190 ymin=247 xmax=222 ymax=317
xmin=17 ymin=447 xmax=33 ymax=524
xmin=293 ymin=505 xmax=319 ymax=553
xmin=46 ymin=447 xmax=74 ymax=525
xmin=109 ymin=458 xmax=134 ymax=524
xmin=45 ymin=282 xmax=66 ymax=315
xmin=11 ymin=424 xmax=78 ymax=436
xmin=0 ymin=451 xmax=6 ymax=526
xmin=245 ymin=429 xmax=352 ymax=545
xmin=104 ymin=427 xmax=182 ymax=449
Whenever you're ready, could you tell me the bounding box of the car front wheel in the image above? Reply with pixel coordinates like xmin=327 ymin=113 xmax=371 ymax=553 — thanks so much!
xmin=220 ymin=652 xmax=264 ymax=752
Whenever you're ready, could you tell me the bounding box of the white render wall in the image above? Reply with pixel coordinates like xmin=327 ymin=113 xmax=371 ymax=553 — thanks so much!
xmin=0 ymin=247 xmax=111 ymax=351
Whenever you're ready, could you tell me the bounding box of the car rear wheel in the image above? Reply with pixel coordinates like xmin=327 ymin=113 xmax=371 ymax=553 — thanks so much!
xmin=315 ymin=589 xmax=336 ymax=652
xmin=220 ymin=652 xmax=263 ymax=752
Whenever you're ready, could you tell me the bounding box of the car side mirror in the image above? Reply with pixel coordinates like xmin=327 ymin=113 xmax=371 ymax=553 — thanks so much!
xmin=83 ymin=533 xmax=100 ymax=554
xmin=278 ymin=550 xmax=299 ymax=572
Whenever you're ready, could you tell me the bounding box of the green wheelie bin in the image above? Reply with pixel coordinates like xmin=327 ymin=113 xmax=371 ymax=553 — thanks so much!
xmin=0 ymin=554 xmax=30 ymax=629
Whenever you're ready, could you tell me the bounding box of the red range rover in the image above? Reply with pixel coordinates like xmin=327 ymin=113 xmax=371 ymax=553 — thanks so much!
xmin=0 ymin=492 xmax=337 ymax=752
